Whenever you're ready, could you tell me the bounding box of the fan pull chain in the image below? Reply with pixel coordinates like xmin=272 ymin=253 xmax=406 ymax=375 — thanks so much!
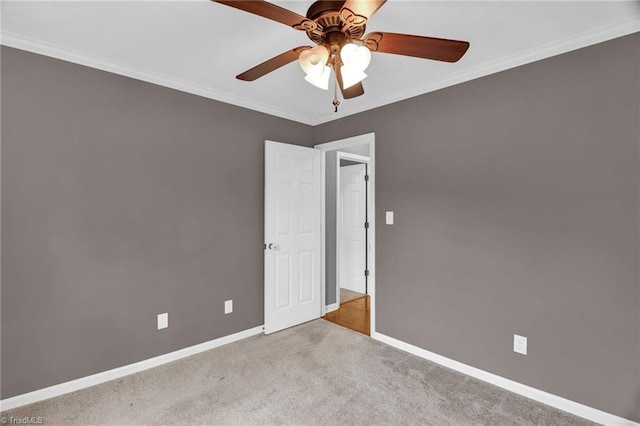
xmin=332 ymin=70 xmax=340 ymax=113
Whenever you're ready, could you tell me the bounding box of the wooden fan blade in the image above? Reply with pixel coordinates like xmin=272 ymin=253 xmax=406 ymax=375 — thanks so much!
xmin=212 ymin=1 xmax=321 ymax=32
xmin=364 ymin=32 xmax=470 ymax=63
xmin=342 ymin=81 xmax=365 ymax=99
xmin=335 ymin=64 xmax=365 ymax=99
xmin=340 ymin=0 xmax=387 ymax=24
xmin=237 ymin=47 xmax=311 ymax=81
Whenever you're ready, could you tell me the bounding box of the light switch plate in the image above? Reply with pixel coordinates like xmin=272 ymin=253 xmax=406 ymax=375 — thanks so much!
xmin=157 ymin=313 xmax=168 ymax=330
xmin=386 ymin=211 xmax=394 ymax=225
xmin=225 ymin=300 xmax=233 ymax=314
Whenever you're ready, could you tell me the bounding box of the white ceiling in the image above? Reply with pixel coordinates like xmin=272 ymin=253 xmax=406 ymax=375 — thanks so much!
xmin=2 ymin=1 xmax=639 ymax=125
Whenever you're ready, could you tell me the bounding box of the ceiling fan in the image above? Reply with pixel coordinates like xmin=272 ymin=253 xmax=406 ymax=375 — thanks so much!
xmin=212 ymin=0 xmax=470 ymax=111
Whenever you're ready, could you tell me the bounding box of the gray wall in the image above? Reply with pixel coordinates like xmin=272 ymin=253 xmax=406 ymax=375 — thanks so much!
xmin=0 ymin=46 xmax=311 ymax=398
xmin=313 ymin=33 xmax=640 ymax=422
xmin=2 ymin=32 xmax=639 ymax=422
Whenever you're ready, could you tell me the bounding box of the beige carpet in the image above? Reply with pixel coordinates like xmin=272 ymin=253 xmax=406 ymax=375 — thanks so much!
xmin=2 ymin=320 xmax=596 ymax=425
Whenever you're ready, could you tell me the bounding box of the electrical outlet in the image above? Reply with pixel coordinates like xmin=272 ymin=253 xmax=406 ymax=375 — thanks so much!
xmin=157 ymin=313 xmax=168 ymax=330
xmin=224 ymin=300 xmax=233 ymax=314
xmin=513 ymin=334 xmax=527 ymax=355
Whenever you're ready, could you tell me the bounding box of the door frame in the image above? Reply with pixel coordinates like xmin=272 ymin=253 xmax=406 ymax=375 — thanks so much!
xmin=315 ymin=133 xmax=376 ymax=335
xmin=336 ymin=152 xmax=370 ymax=305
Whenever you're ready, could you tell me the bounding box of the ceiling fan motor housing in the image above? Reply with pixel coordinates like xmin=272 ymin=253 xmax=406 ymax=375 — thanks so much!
xmin=305 ymin=0 xmax=366 ymax=46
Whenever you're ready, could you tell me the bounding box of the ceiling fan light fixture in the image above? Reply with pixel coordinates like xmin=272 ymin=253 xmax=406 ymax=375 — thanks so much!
xmin=298 ymin=45 xmax=330 ymax=76
xmin=341 ymin=65 xmax=367 ymax=89
xmin=304 ymin=65 xmax=331 ymax=90
xmin=340 ymin=43 xmax=371 ymax=72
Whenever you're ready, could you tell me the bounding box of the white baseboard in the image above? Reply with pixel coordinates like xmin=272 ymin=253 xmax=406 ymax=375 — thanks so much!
xmin=371 ymin=332 xmax=639 ymax=426
xmin=0 ymin=325 xmax=264 ymax=412
xmin=325 ymin=303 xmax=339 ymax=313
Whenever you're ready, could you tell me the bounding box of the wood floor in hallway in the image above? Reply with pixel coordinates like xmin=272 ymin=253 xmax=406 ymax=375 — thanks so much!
xmin=339 ymin=288 xmax=365 ymax=304
xmin=323 ymin=295 xmax=370 ymax=336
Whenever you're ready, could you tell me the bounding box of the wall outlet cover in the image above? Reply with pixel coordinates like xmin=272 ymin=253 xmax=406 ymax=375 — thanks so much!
xmin=157 ymin=313 xmax=168 ymax=330
xmin=224 ymin=300 xmax=233 ymax=314
xmin=513 ymin=334 xmax=527 ymax=355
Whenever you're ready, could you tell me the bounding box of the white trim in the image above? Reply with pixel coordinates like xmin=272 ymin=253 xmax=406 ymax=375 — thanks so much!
xmin=365 ymin=139 xmax=376 ymax=334
xmin=335 ymin=155 xmax=341 ymax=309
xmin=337 ymin=152 xmax=370 ymax=164
xmin=314 ymin=133 xmax=375 ymax=152
xmin=0 ymin=325 xmax=264 ymax=412
xmin=372 ymin=332 xmax=640 ymax=426
xmin=325 ymin=303 xmax=339 ymax=314
xmin=2 ymin=17 xmax=637 ymax=126
xmin=315 ymin=133 xmax=376 ymax=335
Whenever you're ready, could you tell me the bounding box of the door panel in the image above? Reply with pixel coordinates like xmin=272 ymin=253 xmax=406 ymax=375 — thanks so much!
xmin=274 ymin=254 xmax=292 ymax=310
xmin=298 ymin=251 xmax=314 ymax=303
xmin=265 ymin=141 xmax=322 ymax=334
xmin=338 ymin=164 xmax=367 ymax=294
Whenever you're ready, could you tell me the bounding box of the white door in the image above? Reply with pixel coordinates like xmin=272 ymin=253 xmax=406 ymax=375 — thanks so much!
xmin=264 ymin=141 xmax=322 ymax=334
xmin=338 ymin=164 xmax=367 ymax=294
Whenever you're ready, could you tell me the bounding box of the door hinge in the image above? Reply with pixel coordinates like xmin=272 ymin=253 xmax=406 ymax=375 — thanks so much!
xmin=364 ymin=222 xmax=370 ymax=229
xmin=364 ymin=174 xmax=370 ymax=182
xmin=364 ymin=270 xmax=370 ymax=277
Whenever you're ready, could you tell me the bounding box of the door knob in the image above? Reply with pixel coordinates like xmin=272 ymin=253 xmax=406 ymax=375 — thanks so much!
xmin=267 ymin=243 xmax=280 ymax=251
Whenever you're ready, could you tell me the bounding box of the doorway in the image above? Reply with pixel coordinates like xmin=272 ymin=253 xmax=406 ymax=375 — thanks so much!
xmin=315 ymin=133 xmax=375 ymax=336
xmin=262 ymin=134 xmax=375 ymax=336
xmin=337 ymin=153 xmax=369 ymax=300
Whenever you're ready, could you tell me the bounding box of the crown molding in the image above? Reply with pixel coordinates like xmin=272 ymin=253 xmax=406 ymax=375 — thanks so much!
xmin=2 ymin=14 xmax=639 ymax=127
xmin=310 ymin=15 xmax=640 ymax=126
xmin=0 ymin=32 xmax=316 ymax=126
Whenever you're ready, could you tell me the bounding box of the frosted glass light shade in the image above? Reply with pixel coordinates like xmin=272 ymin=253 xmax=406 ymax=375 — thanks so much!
xmin=340 ymin=43 xmax=371 ymax=71
xmin=298 ymin=45 xmax=329 ymax=76
xmin=304 ymin=65 xmax=331 ymax=90
xmin=341 ymin=65 xmax=367 ymax=89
